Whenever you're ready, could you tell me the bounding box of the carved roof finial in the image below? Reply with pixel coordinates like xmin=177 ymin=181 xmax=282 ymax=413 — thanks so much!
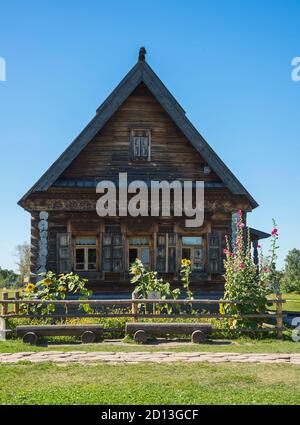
xmin=138 ymin=46 xmax=146 ymax=62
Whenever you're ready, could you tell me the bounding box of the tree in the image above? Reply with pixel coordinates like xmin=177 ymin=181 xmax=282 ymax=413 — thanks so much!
xmin=0 ymin=267 xmax=19 ymax=288
xmin=15 ymin=242 xmax=31 ymax=283
xmin=282 ymin=249 xmax=300 ymax=293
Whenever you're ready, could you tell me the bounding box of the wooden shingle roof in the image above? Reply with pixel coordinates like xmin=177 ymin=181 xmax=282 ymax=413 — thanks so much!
xmin=19 ymin=55 xmax=258 ymax=208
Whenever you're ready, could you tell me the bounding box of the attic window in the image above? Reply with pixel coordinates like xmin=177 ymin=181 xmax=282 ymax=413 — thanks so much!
xmin=130 ymin=129 xmax=151 ymax=161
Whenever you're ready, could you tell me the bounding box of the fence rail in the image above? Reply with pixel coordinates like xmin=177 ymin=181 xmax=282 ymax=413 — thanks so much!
xmin=0 ymin=292 xmax=286 ymax=340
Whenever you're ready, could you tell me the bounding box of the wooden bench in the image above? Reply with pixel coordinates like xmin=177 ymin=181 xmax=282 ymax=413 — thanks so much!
xmin=125 ymin=323 xmax=212 ymax=344
xmin=16 ymin=325 xmax=104 ymax=345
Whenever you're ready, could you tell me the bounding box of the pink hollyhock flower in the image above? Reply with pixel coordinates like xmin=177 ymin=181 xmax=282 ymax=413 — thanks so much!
xmin=238 ymin=222 xmax=245 ymax=228
xmin=231 ymin=252 xmax=236 ymax=257
xmin=263 ymin=267 xmax=269 ymax=273
xmin=239 ymin=263 xmax=245 ymax=269
xmin=271 ymin=228 xmax=278 ymax=236
xmin=223 ymin=248 xmax=228 ymax=255
xmin=237 ymin=210 xmax=243 ymax=217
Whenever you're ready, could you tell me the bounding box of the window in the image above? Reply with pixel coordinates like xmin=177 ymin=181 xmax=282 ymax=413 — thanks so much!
xmin=75 ymin=236 xmax=97 ymax=271
xmin=181 ymin=236 xmax=205 ymax=271
xmin=130 ymin=129 xmax=151 ymax=160
xmin=156 ymin=233 xmax=177 ymax=273
xmin=128 ymin=236 xmax=150 ymax=268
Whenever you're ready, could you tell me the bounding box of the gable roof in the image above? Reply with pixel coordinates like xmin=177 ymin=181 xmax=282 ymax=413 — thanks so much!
xmin=19 ymin=55 xmax=258 ymax=208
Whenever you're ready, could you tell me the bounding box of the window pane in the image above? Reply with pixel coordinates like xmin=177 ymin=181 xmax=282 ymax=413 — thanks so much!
xmin=88 ymin=249 xmax=96 ymax=263
xmin=168 ymin=233 xmax=176 ymax=246
xmin=88 ymin=263 xmax=96 ymax=270
xmin=76 ymin=263 xmax=85 ymax=270
xmin=113 ymin=234 xmax=122 ymax=246
xmin=129 ymin=248 xmax=138 ymax=264
xmin=113 ymin=247 xmax=122 ymax=259
xmin=210 ymin=260 xmax=219 ymax=273
xmin=182 ymin=248 xmax=191 ymax=260
xmin=60 ymin=247 xmax=70 ymax=259
xmin=194 ymin=261 xmax=203 ymax=271
xmin=182 ymin=236 xmax=203 ymax=246
xmin=210 ymin=248 xmax=219 ymax=259
xmin=157 ymin=234 xmax=166 ymax=246
xmin=103 ymin=259 xmax=111 ymax=272
xmin=103 ymin=246 xmax=111 ymax=259
xmin=140 ymin=137 xmax=149 ymax=157
xmin=194 ymin=248 xmax=203 ymax=259
xmin=76 ymin=237 xmax=96 ymax=245
xmin=168 ymin=247 xmax=176 ymax=272
xmin=157 ymin=246 xmax=165 ymax=259
xmin=133 ymin=137 xmax=140 ymax=157
xmin=128 ymin=237 xmax=149 ymax=245
xmin=103 ymin=234 xmax=112 ymax=245
xmin=141 ymin=247 xmax=150 ymax=265
xmin=76 ymin=249 xmax=84 ymax=263
xmin=112 ymin=259 xmax=122 ymax=272
xmin=157 ymin=259 xmax=166 ymax=272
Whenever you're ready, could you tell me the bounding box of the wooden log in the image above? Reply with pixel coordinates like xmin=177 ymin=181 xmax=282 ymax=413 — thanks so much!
xmin=16 ymin=324 xmax=104 ymax=338
xmin=191 ymin=330 xmax=206 ymax=344
xmin=134 ymin=330 xmax=147 ymax=344
xmin=81 ymin=331 xmax=96 ymax=344
xmin=23 ymin=332 xmax=38 ymax=345
xmin=126 ymin=322 xmax=212 ymax=337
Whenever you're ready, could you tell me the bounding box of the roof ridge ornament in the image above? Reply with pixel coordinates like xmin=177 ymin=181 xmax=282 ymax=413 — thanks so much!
xmin=138 ymin=46 xmax=146 ymax=62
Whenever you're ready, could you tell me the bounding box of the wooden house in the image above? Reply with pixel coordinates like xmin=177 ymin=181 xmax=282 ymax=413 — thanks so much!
xmin=19 ymin=48 xmax=269 ymax=295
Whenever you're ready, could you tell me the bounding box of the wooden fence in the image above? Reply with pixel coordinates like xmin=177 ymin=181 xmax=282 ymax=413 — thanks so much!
xmin=0 ymin=292 xmax=285 ymax=340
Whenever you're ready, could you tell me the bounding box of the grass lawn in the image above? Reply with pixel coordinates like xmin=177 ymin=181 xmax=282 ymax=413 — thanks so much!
xmin=1 ymin=337 xmax=300 ymax=353
xmin=0 ymin=361 xmax=299 ymax=405
xmin=268 ymin=292 xmax=300 ymax=312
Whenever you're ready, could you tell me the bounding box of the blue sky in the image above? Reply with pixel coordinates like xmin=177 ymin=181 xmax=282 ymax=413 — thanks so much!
xmin=0 ymin=0 xmax=299 ymax=271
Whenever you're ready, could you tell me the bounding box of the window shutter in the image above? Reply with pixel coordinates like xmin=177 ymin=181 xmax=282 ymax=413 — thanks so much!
xmin=207 ymin=233 xmax=221 ymax=273
xmin=168 ymin=233 xmax=177 ymax=272
xmin=57 ymin=233 xmax=72 ymax=273
xmin=102 ymin=233 xmax=123 ymax=272
xmin=156 ymin=233 xmax=166 ymax=272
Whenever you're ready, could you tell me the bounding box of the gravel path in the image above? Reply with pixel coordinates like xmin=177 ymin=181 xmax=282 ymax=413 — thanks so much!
xmin=1 ymin=351 xmax=300 ymax=364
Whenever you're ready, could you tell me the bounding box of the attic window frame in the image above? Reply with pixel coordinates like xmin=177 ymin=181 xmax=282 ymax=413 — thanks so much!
xmin=130 ymin=127 xmax=151 ymax=161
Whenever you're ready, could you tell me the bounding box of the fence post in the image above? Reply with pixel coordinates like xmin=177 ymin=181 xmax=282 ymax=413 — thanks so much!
xmin=276 ymin=293 xmax=283 ymax=340
xmin=2 ymin=292 xmax=8 ymax=316
xmin=132 ymin=291 xmax=138 ymax=323
xmin=14 ymin=291 xmax=20 ymax=314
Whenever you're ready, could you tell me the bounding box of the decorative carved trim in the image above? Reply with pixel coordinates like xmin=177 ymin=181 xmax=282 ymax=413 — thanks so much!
xmin=24 ymin=197 xmax=251 ymax=213
xmin=36 ymin=211 xmax=49 ymax=278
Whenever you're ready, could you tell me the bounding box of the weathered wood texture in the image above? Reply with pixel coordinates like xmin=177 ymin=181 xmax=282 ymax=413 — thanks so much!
xmin=60 ymin=83 xmax=221 ymax=183
xmin=16 ymin=324 xmax=104 ymax=337
xmin=126 ymin=322 xmax=213 ymax=336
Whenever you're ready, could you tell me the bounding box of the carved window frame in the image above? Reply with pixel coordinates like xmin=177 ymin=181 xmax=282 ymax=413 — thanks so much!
xmin=129 ymin=127 xmax=151 ymax=161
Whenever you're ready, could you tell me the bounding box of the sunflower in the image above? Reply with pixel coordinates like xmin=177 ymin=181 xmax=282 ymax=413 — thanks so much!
xmin=41 ymin=278 xmax=52 ymax=286
xmin=58 ymin=286 xmax=67 ymax=292
xmin=181 ymin=259 xmax=191 ymax=267
xmin=25 ymin=283 xmax=35 ymax=292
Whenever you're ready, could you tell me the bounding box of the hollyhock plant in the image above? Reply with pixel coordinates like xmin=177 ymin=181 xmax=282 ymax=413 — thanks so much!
xmin=221 ymin=213 xmax=279 ymax=330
